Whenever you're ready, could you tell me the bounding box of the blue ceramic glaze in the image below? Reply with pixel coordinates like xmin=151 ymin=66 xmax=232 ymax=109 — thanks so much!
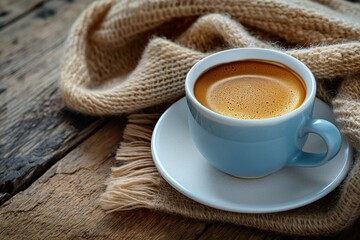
xmin=185 ymin=48 xmax=342 ymax=178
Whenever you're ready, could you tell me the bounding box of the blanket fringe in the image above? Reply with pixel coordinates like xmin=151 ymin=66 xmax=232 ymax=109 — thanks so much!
xmin=101 ymin=114 xmax=160 ymax=212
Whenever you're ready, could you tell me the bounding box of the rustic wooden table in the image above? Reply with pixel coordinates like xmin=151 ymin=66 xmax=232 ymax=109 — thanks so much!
xmin=1 ymin=1 xmax=360 ymax=239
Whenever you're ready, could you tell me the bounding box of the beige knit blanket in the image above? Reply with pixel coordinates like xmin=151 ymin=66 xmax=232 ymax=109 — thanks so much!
xmin=60 ymin=0 xmax=360 ymax=236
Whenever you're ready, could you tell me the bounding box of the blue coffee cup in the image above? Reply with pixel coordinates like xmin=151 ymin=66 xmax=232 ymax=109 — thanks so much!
xmin=185 ymin=48 xmax=342 ymax=178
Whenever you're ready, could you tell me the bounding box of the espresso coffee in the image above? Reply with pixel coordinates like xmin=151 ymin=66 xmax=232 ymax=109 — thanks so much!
xmin=194 ymin=60 xmax=306 ymax=120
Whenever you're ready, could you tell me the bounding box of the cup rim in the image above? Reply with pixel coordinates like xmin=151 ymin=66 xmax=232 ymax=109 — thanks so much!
xmin=185 ymin=48 xmax=316 ymax=126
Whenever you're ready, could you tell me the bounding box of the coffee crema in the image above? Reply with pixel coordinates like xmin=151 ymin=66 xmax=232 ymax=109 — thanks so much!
xmin=194 ymin=60 xmax=306 ymax=120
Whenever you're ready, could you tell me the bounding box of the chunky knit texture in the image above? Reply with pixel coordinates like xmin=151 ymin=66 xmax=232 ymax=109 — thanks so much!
xmin=60 ymin=0 xmax=360 ymax=236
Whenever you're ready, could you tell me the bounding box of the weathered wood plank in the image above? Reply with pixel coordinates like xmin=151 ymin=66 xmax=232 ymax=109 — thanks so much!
xmin=0 ymin=0 xmax=47 ymax=29
xmin=197 ymin=223 xmax=280 ymax=240
xmin=198 ymin=216 xmax=360 ymax=240
xmin=2 ymin=119 xmax=359 ymax=239
xmin=0 ymin=0 xmax=98 ymax=204
xmin=0 ymin=120 xmax=208 ymax=240
xmin=0 ymin=0 xmax=94 ymax=79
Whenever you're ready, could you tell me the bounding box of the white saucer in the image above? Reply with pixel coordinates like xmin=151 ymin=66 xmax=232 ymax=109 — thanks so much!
xmin=151 ymin=97 xmax=352 ymax=213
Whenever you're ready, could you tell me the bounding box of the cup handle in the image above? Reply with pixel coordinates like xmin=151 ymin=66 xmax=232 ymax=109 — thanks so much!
xmin=288 ymin=119 xmax=342 ymax=167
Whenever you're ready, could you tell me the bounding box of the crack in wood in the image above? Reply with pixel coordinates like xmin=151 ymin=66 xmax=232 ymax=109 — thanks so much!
xmin=35 ymin=7 xmax=56 ymax=19
xmin=0 ymin=87 xmax=7 ymax=94
xmin=0 ymin=0 xmax=51 ymax=30
xmin=0 ymin=118 xmax=107 ymax=205
xmin=0 ymin=0 xmax=105 ymax=207
xmin=1 ymin=190 xmax=51 ymax=214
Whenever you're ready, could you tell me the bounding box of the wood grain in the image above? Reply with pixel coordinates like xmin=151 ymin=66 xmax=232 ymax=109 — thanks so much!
xmin=0 ymin=0 xmax=47 ymax=29
xmin=0 ymin=120 xmax=207 ymax=240
xmin=199 ymin=219 xmax=360 ymax=240
xmin=0 ymin=0 xmax=99 ymax=204
xmin=0 ymin=119 xmax=291 ymax=240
